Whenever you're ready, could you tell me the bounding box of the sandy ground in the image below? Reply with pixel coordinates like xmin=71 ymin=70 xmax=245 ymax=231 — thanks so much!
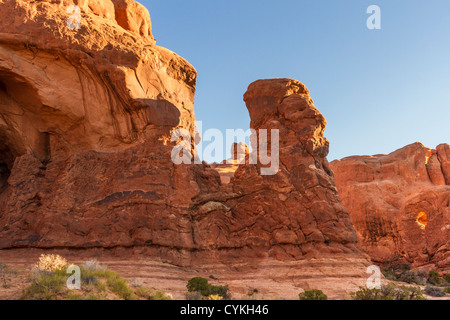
xmin=0 ymin=249 xmax=447 ymax=300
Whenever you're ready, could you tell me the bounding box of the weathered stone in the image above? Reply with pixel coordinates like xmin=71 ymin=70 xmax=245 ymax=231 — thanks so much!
xmin=331 ymin=143 xmax=450 ymax=269
xmin=0 ymin=1 xmax=370 ymax=280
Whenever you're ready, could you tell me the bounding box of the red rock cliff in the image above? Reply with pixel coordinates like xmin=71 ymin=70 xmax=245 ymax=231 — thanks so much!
xmin=331 ymin=143 xmax=450 ymax=270
xmin=0 ymin=1 xmax=369 ymax=272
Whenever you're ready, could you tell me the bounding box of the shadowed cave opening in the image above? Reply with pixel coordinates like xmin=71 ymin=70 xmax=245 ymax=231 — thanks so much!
xmin=0 ymin=73 xmax=51 ymax=193
xmin=0 ymin=132 xmax=13 ymax=192
xmin=0 ymin=81 xmax=13 ymax=192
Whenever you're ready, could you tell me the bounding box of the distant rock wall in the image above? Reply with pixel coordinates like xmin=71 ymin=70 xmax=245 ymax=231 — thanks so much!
xmin=331 ymin=143 xmax=450 ymax=269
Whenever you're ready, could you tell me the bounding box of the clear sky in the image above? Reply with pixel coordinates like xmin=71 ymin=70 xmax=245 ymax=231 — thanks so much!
xmin=141 ymin=0 xmax=450 ymax=161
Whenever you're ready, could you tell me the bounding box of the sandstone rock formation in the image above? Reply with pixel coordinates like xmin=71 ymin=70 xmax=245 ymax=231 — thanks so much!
xmin=211 ymin=142 xmax=249 ymax=184
xmin=0 ymin=0 xmax=196 ymax=164
xmin=331 ymin=143 xmax=450 ymax=270
xmin=0 ymin=0 xmax=370 ymax=286
xmin=0 ymin=0 xmax=198 ymax=263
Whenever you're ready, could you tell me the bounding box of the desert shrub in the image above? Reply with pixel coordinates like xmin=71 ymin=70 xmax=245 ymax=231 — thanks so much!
xmin=21 ymin=269 xmax=67 ymax=300
xmin=135 ymin=286 xmax=172 ymax=300
xmin=381 ymin=270 xmax=397 ymax=281
xmin=299 ymin=289 xmax=328 ymax=300
xmin=443 ymin=274 xmax=450 ymax=284
xmin=155 ymin=291 xmax=173 ymax=300
xmin=381 ymin=257 xmax=411 ymax=282
xmin=187 ymin=277 xmax=210 ymax=296
xmin=382 ymin=255 xmax=409 ymax=272
xmin=425 ymin=286 xmax=445 ymax=297
xmin=399 ymin=285 xmax=427 ymax=300
xmin=381 ymin=259 xmax=433 ymax=286
xmin=22 ymin=256 xmax=173 ymax=300
xmin=34 ymin=254 xmax=68 ymax=272
xmin=428 ymin=270 xmax=442 ymax=286
xmin=81 ymin=274 xmax=98 ymax=286
xmin=83 ymin=259 xmax=106 ymax=272
xmin=105 ymin=271 xmax=135 ymax=300
xmin=248 ymin=288 xmax=259 ymax=297
xmin=398 ymin=270 xmax=427 ymax=285
xmin=444 ymin=287 xmax=450 ymax=294
xmin=186 ymin=277 xmax=230 ymax=300
xmin=0 ymin=262 xmax=18 ymax=288
xmin=80 ymin=263 xmax=103 ymax=286
xmin=95 ymin=280 xmax=107 ymax=292
xmin=185 ymin=291 xmax=203 ymax=300
xmin=209 ymin=284 xmax=230 ymax=299
xmin=351 ymin=284 xmax=426 ymax=300
xmin=131 ymin=278 xmax=144 ymax=288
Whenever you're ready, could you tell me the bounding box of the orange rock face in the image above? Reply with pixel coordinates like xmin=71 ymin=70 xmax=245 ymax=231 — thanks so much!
xmin=0 ymin=0 xmax=196 ymax=164
xmin=0 ymin=1 xmax=369 ymax=272
xmin=331 ymin=143 xmax=450 ymax=269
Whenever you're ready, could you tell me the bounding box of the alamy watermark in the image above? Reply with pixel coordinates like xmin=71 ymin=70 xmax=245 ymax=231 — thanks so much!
xmin=367 ymin=5 xmax=381 ymax=30
xmin=67 ymin=5 xmax=81 ymax=30
xmin=366 ymin=265 xmax=382 ymax=289
xmin=66 ymin=265 xmax=81 ymax=290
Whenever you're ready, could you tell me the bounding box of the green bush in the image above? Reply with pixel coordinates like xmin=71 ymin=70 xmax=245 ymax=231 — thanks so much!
xmin=209 ymin=284 xmax=230 ymax=299
xmin=444 ymin=287 xmax=450 ymax=294
xmin=186 ymin=277 xmax=230 ymax=300
xmin=21 ymin=269 xmax=67 ymax=300
xmin=105 ymin=271 xmax=135 ymax=300
xmin=299 ymin=289 xmax=328 ymax=300
xmin=351 ymin=284 xmax=426 ymax=300
xmin=428 ymin=270 xmax=441 ymax=286
xmin=187 ymin=277 xmax=210 ymax=296
xmin=443 ymin=274 xmax=450 ymax=284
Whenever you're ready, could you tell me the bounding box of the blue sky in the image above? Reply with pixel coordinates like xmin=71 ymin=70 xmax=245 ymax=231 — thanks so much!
xmin=141 ymin=0 xmax=450 ymax=161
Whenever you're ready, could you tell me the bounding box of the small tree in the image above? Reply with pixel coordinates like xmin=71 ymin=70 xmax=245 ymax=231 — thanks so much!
xmin=187 ymin=277 xmax=210 ymax=296
xmin=299 ymin=289 xmax=328 ymax=300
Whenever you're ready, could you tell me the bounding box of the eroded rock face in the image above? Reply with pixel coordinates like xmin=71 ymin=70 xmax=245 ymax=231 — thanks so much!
xmin=331 ymin=143 xmax=450 ymax=269
xmin=211 ymin=142 xmax=249 ymax=184
xmin=0 ymin=0 xmax=196 ymax=165
xmin=0 ymin=1 xmax=369 ymax=272
xmin=224 ymin=79 xmax=361 ymax=260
